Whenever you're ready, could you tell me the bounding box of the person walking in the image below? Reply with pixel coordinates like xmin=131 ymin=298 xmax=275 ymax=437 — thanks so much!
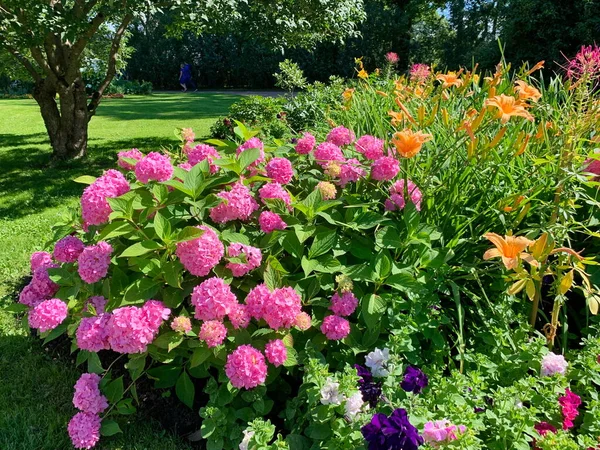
xmin=179 ymin=62 xmax=197 ymax=92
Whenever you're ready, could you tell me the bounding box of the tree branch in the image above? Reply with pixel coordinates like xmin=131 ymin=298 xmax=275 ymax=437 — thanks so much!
xmin=87 ymin=12 xmax=133 ymax=118
xmin=2 ymin=44 xmax=42 ymax=82
xmin=69 ymin=11 xmax=106 ymax=63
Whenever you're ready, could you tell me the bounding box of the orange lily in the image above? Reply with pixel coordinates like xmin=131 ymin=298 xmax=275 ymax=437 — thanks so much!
xmin=436 ymin=71 xmax=463 ymax=88
xmin=483 ymin=233 xmax=534 ymax=270
xmin=388 ymin=110 xmax=404 ymax=127
xmin=515 ymin=80 xmax=542 ymax=102
xmin=342 ymin=88 xmax=355 ymax=102
xmin=485 ymin=95 xmax=534 ymax=123
xmin=391 ymin=129 xmax=433 ymax=158
xmin=358 ymin=69 xmax=369 ymax=80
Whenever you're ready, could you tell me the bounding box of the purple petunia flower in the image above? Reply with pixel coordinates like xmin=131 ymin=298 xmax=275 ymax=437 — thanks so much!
xmin=401 ymin=366 xmax=428 ymax=394
xmin=355 ymin=364 xmax=382 ymax=407
xmin=361 ymin=408 xmax=423 ymax=450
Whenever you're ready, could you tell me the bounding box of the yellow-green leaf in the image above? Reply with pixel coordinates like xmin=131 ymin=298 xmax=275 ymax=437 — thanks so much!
xmin=559 ymin=270 xmax=574 ymax=295
xmin=508 ymin=278 xmax=527 ymax=295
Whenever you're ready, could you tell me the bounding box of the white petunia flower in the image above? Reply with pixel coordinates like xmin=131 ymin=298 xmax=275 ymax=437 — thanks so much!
xmin=320 ymin=378 xmax=344 ymax=405
xmin=239 ymin=430 xmax=254 ymax=450
xmin=365 ymin=347 xmax=390 ymax=377
xmin=345 ymin=391 xmax=365 ymax=419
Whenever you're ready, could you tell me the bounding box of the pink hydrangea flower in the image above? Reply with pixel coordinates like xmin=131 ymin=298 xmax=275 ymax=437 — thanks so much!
xmin=191 ymin=277 xmax=237 ymax=321
xmin=385 ymin=179 xmax=422 ymax=211
xmin=76 ymin=314 xmax=111 ymax=352
xmin=68 ymin=412 xmax=101 ymax=449
xmin=171 ymin=316 xmax=192 ymax=333
xmin=559 ymin=388 xmax=581 ymax=430
xmin=294 ymin=312 xmax=312 ymax=330
xmin=338 ymin=158 xmax=366 ymax=187
xmin=54 ymin=235 xmax=85 ymax=263
xmin=142 ymin=300 xmax=171 ymax=329
xmin=317 ymin=181 xmax=337 ymax=200
xmin=245 ymin=284 xmax=271 ymax=320
xmin=20 ymin=260 xmax=60 ymax=307
xmin=321 ymin=315 xmax=350 ymax=340
xmin=225 ymin=345 xmax=267 ymax=389
xmin=78 ymin=241 xmax=113 ymax=284
xmin=188 ymin=144 xmax=220 ymax=174
xmin=228 ymin=303 xmax=251 ymax=329
xmin=81 ymin=169 xmax=130 ymax=227
xmin=386 ymin=52 xmax=399 ymax=65
xmin=117 ymin=148 xmax=143 ymax=170
xmin=266 ymin=157 xmax=294 ymax=184
xmin=295 ymin=132 xmax=316 ymax=154
xmin=175 ymin=225 xmax=224 ymax=276
xmin=259 ymin=211 xmax=287 ymax=233
xmin=178 ymin=162 xmax=192 ymax=171
xmin=314 ymin=142 xmax=345 ymax=167
xmin=182 ymin=127 xmax=195 ymax=143
xmin=265 ymin=339 xmax=288 ymax=367
xmin=236 ymin=137 xmax=265 ymax=169
xmin=106 ymin=305 xmax=163 ymax=354
xmin=355 ymin=135 xmax=384 ymax=160
xmin=199 ymin=320 xmax=228 ymax=348
xmin=226 ymin=243 xmax=262 ymax=277
xmin=29 ymin=298 xmax=68 ymax=332
xmin=410 ymin=64 xmax=431 ymax=83
xmin=423 ymin=419 xmax=466 ymax=444
xmin=85 ymin=296 xmax=107 ymax=314
xmin=371 ymin=156 xmax=400 ymax=181
xmin=327 ymin=126 xmax=355 ymax=146
xmin=19 ymin=284 xmax=44 ymax=308
xmin=210 ymin=183 xmax=259 ymax=223
xmin=258 ymin=182 xmax=292 ymax=208
xmin=31 ymin=264 xmax=60 ymax=297
xmin=73 ymin=373 xmax=108 ymax=414
xmin=541 ymin=353 xmax=568 ymax=377
xmin=30 ymin=251 xmax=54 ymax=272
xmin=135 ymin=152 xmax=174 ymax=183
xmin=263 ymin=286 xmax=302 ymax=330
xmin=330 ymin=291 xmax=358 ymax=316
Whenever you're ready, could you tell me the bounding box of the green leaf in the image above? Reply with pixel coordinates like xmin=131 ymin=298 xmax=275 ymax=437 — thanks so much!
xmin=42 ymin=323 xmax=67 ymax=344
xmin=154 ymin=212 xmax=171 ymax=241
xmin=282 ymin=231 xmax=303 ymax=258
xmin=362 ymin=294 xmax=387 ymax=329
xmin=306 ymin=423 xmax=331 ymax=440
xmin=87 ymin=352 xmax=104 ymax=374
xmin=263 ymin=263 xmax=281 ymax=290
xmin=190 ymin=346 xmax=212 ymax=368
xmin=104 ymin=376 xmax=124 ymax=404
xmin=353 ymin=211 xmax=387 ymax=229
xmin=176 ymin=226 xmax=204 ymax=242
xmin=126 ymin=355 xmax=146 ymax=381
xmin=238 ymin=147 xmax=262 ymax=171
xmin=116 ymin=398 xmax=136 ymax=415
xmin=163 ymin=260 xmax=183 ymax=288
xmin=293 ymin=224 xmax=315 ymax=243
xmin=100 ymin=420 xmax=122 ymax=437
xmin=308 ymin=229 xmax=337 ymax=259
xmin=376 ymin=227 xmax=403 ymax=249
xmin=147 ymin=365 xmax=181 ymax=388
xmin=176 ymin=371 xmax=195 ymax=408
xmin=301 ymin=256 xmax=319 ymax=277
xmin=47 ymin=267 xmax=74 ymax=286
xmin=123 ymin=278 xmax=160 ymax=305
xmin=183 ymin=163 xmax=205 ymax=199
xmin=373 ymin=251 xmax=392 ymax=279
xmin=119 ymin=240 xmax=163 ymax=258
xmin=153 ymin=331 xmax=184 ymax=352
xmin=97 ymin=221 xmax=135 ymax=241
xmin=73 ymin=175 xmax=97 ymax=185
xmin=201 ymin=419 xmax=216 ymax=439
xmin=3 ymin=303 xmax=29 ymax=313
xmin=220 ymin=230 xmax=251 ymax=245
xmin=386 ymin=272 xmax=421 ymax=292
xmin=286 ymin=434 xmax=311 ymax=450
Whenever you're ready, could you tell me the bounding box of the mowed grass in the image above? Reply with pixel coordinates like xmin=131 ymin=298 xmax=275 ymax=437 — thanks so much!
xmin=0 ymin=93 xmax=239 ymax=449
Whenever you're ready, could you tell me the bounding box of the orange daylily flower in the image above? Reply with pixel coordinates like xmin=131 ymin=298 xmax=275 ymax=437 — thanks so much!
xmin=483 ymin=233 xmax=534 ymax=270
xmin=515 ymin=80 xmax=542 ymax=102
xmin=391 ymin=129 xmax=433 ymax=158
xmin=436 ymin=71 xmax=463 ymax=89
xmin=376 ymin=90 xmax=389 ymax=97
xmin=485 ymin=95 xmax=534 ymax=123
xmin=342 ymin=88 xmax=355 ymax=102
xmin=388 ymin=110 xmax=404 ymax=127
xmin=358 ymin=69 xmax=369 ymax=80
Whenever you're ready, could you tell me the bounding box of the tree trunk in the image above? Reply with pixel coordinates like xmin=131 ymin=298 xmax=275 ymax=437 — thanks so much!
xmin=32 ymin=77 xmax=89 ymax=161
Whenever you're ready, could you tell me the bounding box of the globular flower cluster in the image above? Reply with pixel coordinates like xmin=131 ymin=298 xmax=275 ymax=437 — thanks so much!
xmin=314 ymin=142 xmax=345 ymax=167
xmin=105 ymin=301 xmax=170 ymax=354
xmin=68 ymin=412 xmax=101 ymax=449
xmin=259 ymin=182 xmax=291 ymax=208
xmin=317 ymin=181 xmax=337 ymax=200
xmin=117 ymin=148 xmax=143 ymax=170
xmin=371 ymin=156 xmax=400 ymax=181
xmin=229 ymin=303 xmax=251 ymax=330
xmin=330 ymin=291 xmax=358 ymax=316
xmin=362 ymin=409 xmax=423 ymax=450
xmin=321 ymin=315 xmax=350 ymax=340
xmin=266 ymin=157 xmax=294 ymax=184
xmin=236 ymin=137 xmax=265 ymax=169
xmin=385 ymin=179 xmax=422 ymax=211
xmin=78 ymin=241 xmax=113 ymax=284
xmin=258 ymin=211 xmax=287 ymax=233
xmin=171 ymin=316 xmax=192 ymax=333
xmin=385 ymin=52 xmax=399 ymax=65
xmin=264 ymin=339 xmax=288 ymax=367
xmin=85 ymin=296 xmax=107 ymax=314
xmin=188 ymin=143 xmax=220 ymax=174
xmin=76 ymin=313 xmax=111 ymax=352
xmin=73 ymin=373 xmax=108 ymax=415
xmin=226 ymin=243 xmax=263 ymax=277
xmin=355 ymin=135 xmax=384 ymax=160
xmin=210 ymin=183 xmax=259 ymax=223
xmin=199 ymin=320 xmax=228 ymax=348
xmin=53 ymin=235 xmax=85 ymax=263
xmin=338 ymin=159 xmax=366 ymax=187
xmin=31 ymin=251 xmax=54 ymax=271
xmin=244 ymin=284 xmax=303 ymax=330
xmin=19 ymin=257 xmax=60 ymax=308
xmin=225 ymin=344 xmax=268 ymax=389
xmin=541 ymin=352 xmax=568 ymax=377
xmin=327 ymin=126 xmax=355 ymax=147
xmin=295 ymin=132 xmax=316 ymax=154
xmin=191 ymin=277 xmax=237 ymax=321
xmin=559 ymin=388 xmax=581 ymax=430
xmin=182 ymin=127 xmax=195 ymax=143
xmin=294 ymin=311 xmax=312 ymax=330
xmin=135 ymin=152 xmax=174 ymax=183
xmin=176 ymin=225 xmax=224 ymax=276
xmin=410 ymin=63 xmax=431 ymax=83
xmin=28 ymin=298 xmax=68 ymax=332
xmin=423 ymin=420 xmax=467 ymax=445
xmin=81 ymin=169 xmax=130 ymax=227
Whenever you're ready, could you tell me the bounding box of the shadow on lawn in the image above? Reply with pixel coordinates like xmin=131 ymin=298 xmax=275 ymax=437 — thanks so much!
xmin=0 ymin=134 xmax=176 ymax=220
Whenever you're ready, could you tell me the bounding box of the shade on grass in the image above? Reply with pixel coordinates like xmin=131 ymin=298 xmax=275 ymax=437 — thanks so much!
xmin=0 ymin=92 xmax=238 ymax=449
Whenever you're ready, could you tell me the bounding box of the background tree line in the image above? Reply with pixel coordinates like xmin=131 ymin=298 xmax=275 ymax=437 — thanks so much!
xmin=125 ymin=0 xmax=600 ymax=89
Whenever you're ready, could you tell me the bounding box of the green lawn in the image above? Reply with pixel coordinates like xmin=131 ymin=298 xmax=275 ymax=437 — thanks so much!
xmin=0 ymin=93 xmax=239 ymax=449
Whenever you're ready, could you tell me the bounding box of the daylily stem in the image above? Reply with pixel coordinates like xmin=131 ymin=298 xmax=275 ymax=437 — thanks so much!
xmin=529 ymin=279 xmax=542 ymax=327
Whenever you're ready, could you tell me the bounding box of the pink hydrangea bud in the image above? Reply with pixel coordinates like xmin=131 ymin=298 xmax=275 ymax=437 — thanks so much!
xmin=210 ymin=183 xmax=259 ymax=223
xmin=294 ymin=312 xmax=312 ymax=330
xmin=259 ymin=182 xmax=292 ymax=208
xmin=117 ymin=148 xmax=143 ymax=170
xmin=317 ymin=182 xmax=337 ymax=200
xmin=30 ymin=251 xmax=54 ymax=272
xmin=78 ymin=241 xmax=113 ymax=284
xmin=199 ymin=320 xmax=228 ymax=348
xmin=228 ymin=303 xmax=251 ymax=329
xmin=326 ymin=126 xmax=355 ymax=147
xmin=355 ymin=135 xmax=384 ymax=160
xmin=171 ymin=316 xmax=192 ymax=333
xmin=263 ymin=287 xmax=303 ymax=330
xmin=314 ymin=142 xmax=345 ymax=168
xmin=226 ymin=243 xmax=262 ymax=277
xmin=295 ymin=132 xmax=316 ymax=154
xmin=188 ymin=144 xmax=220 ymax=174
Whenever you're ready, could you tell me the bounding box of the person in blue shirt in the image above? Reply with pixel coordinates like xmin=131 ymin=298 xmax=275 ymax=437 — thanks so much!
xmin=179 ymin=63 xmax=197 ymax=92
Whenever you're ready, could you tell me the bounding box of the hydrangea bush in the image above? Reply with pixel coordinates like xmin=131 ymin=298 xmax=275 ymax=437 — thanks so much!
xmin=9 ymin=50 xmax=600 ymax=450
